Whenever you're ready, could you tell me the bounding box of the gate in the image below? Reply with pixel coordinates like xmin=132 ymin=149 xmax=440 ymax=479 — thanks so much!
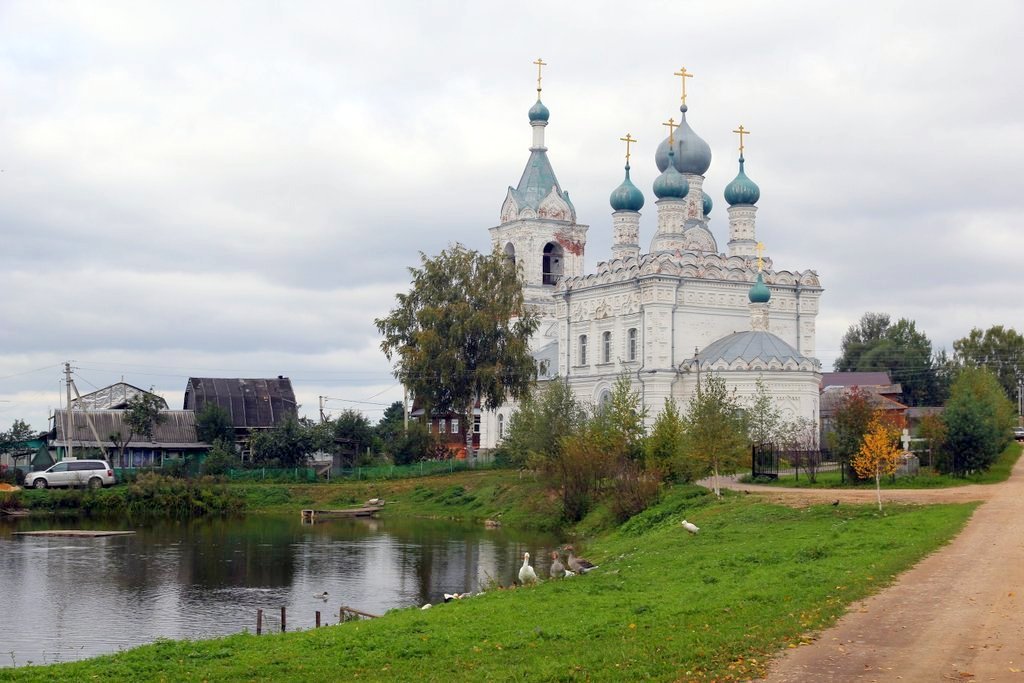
xmin=751 ymin=443 xmax=779 ymax=479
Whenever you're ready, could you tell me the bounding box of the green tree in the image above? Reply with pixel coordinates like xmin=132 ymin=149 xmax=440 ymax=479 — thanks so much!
xmin=589 ymin=374 xmax=647 ymax=462
xmin=195 ymin=403 xmax=234 ymax=444
xmin=0 ymin=419 xmax=35 ymax=468
xmin=200 ymin=438 xmax=241 ymax=476
xmin=109 ymin=393 xmax=167 ymax=466
xmin=952 ymin=325 xmax=1024 ymax=401
xmin=249 ymin=417 xmax=315 ymax=468
xmin=681 ymin=373 xmax=748 ymax=497
xmin=644 ymin=398 xmax=695 ymax=482
xmin=747 ymin=378 xmax=781 ymax=446
xmin=376 ymin=401 xmax=405 ymax=450
xmin=502 ymin=379 xmax=586 ymax=468
xmin=333 ymin=409 xmax=375 ymax=462
xmin=940 ymin=367 xmax=1015 ymax=475
xmin=376 ymin=244 xmax=540 ymax=460
xmin=835 ymin=313 xmax=943 ymax=405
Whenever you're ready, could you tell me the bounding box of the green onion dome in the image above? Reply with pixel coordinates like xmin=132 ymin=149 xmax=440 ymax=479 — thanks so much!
xmin=724 ymin=156 xmax=761 ymax=206
xmin=610 ymin=164 xmax=645 ymax=212
xmin=528 ymin=99 xmax=550 ymax=123
xmin=702 ymin=192 xmax=713 ymax=216
xmin=653 ymin=150 xmax=690 ymax=200
xmin=748 ymin=272 xmax=771 ymax=303
xmin=655 ymin=105 xmax=712 ymax=176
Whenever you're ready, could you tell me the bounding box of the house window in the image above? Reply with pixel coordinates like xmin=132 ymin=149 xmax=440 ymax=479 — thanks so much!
xmin=452 ymin=419 xmax=460 ymax=434
xmin=628 ymin=328 xmax=638 ymax=361
xmin=497 ymin=414 xmax=505 ymax=439
xmin=427 ymin=422 xmax=432 ymax=434
xmin=602 ymin=331 xmax=612 ymax=363
xmin=473 ymin=416 xmax=480 ymax=434
xmin=439 ymin=420 xmax=446 ymax=434
xmin=579 ymin=334 xmax=588 ymax=365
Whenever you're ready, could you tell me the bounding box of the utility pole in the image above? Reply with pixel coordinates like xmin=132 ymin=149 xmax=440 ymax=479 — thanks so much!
xmin=319 ymin=395 xmax=326 ymax=423
xmin=403 ymin=386 xmax=409 ymax=433
xmin=64 ymin=361 xmax=74 ymax=461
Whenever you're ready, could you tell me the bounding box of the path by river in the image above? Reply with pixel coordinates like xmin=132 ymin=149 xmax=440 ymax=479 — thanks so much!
xmin=720 ymin=458 xmax=1024 ymax=681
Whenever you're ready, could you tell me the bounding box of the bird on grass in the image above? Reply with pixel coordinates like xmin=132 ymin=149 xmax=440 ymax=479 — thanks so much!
xmin=549 ymin=551 xmax=566 ymax=579
xmin=565 ymin=546 xmax=598 ymax=573
xmin=832 ymin=499 xmax=840 ymax=507
xmin=443 ymin=592 xmax=471 ymax=603
xmin=519 ymin=552 xmax=538 ymax=585
xmin=681 ymin=520 xmax=700 ymax=534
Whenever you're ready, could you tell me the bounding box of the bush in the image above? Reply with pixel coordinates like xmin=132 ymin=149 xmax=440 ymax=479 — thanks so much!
xmin=161 ymin=459 xmax=191 ymax=479
xmin=0 ymin=465 xmax=25 ymax=486
xmin=609 ymin=460 xmax=662 ymax=522
xmin=201 ymin=439 xmax=241 ymax=476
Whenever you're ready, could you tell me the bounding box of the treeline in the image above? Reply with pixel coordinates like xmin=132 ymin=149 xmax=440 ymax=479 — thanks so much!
xmin=494 ymin=374 xmax=808 ymax=524
xmin=836 ymin=314 xmax=1024 ymax=407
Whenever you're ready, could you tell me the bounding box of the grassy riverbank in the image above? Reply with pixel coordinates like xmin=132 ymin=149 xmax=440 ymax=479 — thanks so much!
xmin=1 ymin=485 xmax=976 ymax=682
xmin=740 ymin=441 xmax=1022 ymax=490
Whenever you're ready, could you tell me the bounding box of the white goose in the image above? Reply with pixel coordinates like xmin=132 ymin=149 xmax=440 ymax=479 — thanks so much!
xmin=680 ymin=519 xmax=700 ymax=534
xmin=519 ymin=552 xmax=538 ymax=585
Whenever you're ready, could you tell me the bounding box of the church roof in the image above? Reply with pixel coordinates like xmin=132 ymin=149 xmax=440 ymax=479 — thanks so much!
xmin=508 ymin=149 xmax=575 ymax=219
xmin=695 ymin=330 xmax=818 ymax=372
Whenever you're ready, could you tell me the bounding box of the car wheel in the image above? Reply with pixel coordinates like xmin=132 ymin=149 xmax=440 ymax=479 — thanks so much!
xmin=33 ymin=478 xmax=47 ymax=489
xmin=88 ymin=477 xmax=102 ymax=490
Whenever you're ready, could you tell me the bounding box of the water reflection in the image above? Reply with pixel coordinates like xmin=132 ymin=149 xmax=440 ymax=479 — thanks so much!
xmin=0 ymin=515 xmax=561 ymax=667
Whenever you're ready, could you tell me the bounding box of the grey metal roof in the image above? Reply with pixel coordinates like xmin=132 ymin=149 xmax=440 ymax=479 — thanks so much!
xmin=696 ymin=331 xmax=813 ymax=368
xmin=183 ymin=377 xmax=297 ymax=429
xmin=53 ymin=410 xmax=206 ymax=449
xmin=70 ymin=383 xmax=169 ymax=411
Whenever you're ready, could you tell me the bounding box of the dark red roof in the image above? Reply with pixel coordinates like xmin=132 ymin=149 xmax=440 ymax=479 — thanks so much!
xmin=820 ymin=371 xmax=892 ymax=389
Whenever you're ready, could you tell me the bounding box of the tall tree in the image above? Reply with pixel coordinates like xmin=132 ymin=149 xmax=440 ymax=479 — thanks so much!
xmin=681 ymin=373 xmax=748 ymax=497
xmin=109 ymin=393 xmax=167 ymax=466
xmin=644 ymin=398 xmax=694 ymax=482
xmin=195 ymin=403 xmax=234 ymax=445
xmin=747 ymin=378 xmax=782 ymax=446
xmin=834 ymin=313 xmax=942 ymax=406
xmin=376 ymin=244 xmax=540 ymax=459
xmin=952 ymin=325 xmax=1024 ymax=401
xmin=940 ymin=367 xmax=1016 ymax=475
xmin=502 ymin=379 xmax=586 ymax=469
xmin=0 ymin=419 xmax=35 ymax=467
xmin=249 ymin=416 xmax=315 ymax=468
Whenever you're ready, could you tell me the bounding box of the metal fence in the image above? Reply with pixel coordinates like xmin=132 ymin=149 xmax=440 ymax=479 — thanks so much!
xmin=751 ymin=445 xmax=847 ymax=483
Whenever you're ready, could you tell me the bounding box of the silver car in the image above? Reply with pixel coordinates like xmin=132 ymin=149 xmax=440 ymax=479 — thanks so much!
xmin=26 ymin=460 xmax=116 ymax=489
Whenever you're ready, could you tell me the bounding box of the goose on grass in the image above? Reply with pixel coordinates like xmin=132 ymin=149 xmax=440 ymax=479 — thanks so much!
xmin=519 ymin=552 xmax=538 ymax=584
xmin=565 ymin=545 xmax=598 ymax=573
xmin=549 ymin=551 xmax=566 ymax=579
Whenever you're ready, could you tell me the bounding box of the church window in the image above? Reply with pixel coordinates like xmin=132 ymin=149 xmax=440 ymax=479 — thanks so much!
xmin=598 ymin=389 xmax=612 ymax=412
xmin=504 ymin=242 xmax=516 ymax=267
xmin=602 ymin=331 xmax=612 ymax=363
xmin=579 ymin=334 xmax=588 ymax=365
xmin=497 ymin=414 xmax=504 ymax=440
xmin=628 ymin=328 xmax=638 ymax=361
xmin=542 ymin=242 xmax=564 ymax=285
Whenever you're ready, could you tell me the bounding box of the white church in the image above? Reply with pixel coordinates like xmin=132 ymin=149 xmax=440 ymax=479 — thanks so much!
xmin=478 ymin=67 xmax=823 ymax=450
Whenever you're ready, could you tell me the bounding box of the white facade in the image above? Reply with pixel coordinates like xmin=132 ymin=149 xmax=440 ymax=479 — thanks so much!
xmin=478 ymin=91 xmax=824 ymax=449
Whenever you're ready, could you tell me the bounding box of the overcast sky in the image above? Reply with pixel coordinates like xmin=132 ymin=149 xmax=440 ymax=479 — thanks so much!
xmin=2 ymin=0 xmax=1022 ymax=432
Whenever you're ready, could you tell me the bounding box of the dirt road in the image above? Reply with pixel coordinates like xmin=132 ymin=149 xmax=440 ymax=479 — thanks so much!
xmin=744 ymin=459 xmax=1024 ymax=681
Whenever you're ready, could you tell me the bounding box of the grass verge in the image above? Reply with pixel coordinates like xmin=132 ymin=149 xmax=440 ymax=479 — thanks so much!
xmin=0 ymin=486 xmax=977 ymax=682
xmin=741 ymin=441 xmax=1022 ymax=489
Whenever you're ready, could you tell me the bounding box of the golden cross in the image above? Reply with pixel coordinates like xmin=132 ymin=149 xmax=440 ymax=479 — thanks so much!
xmin=619 ymin=133 xmax=637 ymax=163
xmin=662 ymin=118 xmax=678 ymax=146
xmin=756 ymin=242 xmax=765 ymax=271
xmin=673 ymin=66 xmax=694 ymax=105
xmin=533 ymin=58 xmax=547 ymax=95
xmin=733 ymin=125 xmax=750 ymax=156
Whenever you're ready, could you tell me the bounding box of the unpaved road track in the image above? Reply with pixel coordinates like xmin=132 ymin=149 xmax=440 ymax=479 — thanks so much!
xmin=731 ymin=459 xmax=1024 ymax=681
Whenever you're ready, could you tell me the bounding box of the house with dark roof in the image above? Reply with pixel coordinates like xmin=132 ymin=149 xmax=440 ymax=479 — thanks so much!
xmin=183 ymin=377 xmax=298 ymax=441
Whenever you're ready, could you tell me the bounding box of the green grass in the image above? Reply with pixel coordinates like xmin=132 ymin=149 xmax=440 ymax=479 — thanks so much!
xmin=742 ymin=441 xmax=1022 ymax=489
xmin=1 ymin=487 xmax=977 ymax=682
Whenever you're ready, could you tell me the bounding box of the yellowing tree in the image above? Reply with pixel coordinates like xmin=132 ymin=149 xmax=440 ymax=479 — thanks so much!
xmin=852 ymin=412 xmax=905 ymax=511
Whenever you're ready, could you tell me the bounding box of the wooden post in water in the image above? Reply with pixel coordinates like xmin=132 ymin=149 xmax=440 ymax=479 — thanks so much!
xmin=339 ymin=606 xmax=345 ymax=623
xmin=256 ymin=609 xmax=263 ymax=635
xmin=281 ymin=606 xmax=286 ymax=632
xmin=316 ymin=611 xmax=321 ymax=628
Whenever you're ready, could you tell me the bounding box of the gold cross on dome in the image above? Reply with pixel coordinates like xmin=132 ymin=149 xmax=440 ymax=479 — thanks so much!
xmin=756 ymin=242 xmax=765 ymax=271
xmin=619 ymin=133 xmax=637 ymax=163
xmin=673 ymin=66 xmax=694 ymax=105
xmin=533 ymin=58 xmax=547 ymax=95
xmin=733 ymin=124 xmax=750 ymax=155
xmin=662 ymin=118 xmax=678 ymax=146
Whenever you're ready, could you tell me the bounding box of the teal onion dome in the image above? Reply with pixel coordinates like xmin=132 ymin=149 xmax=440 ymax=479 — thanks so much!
xmin=610 ymin=165 xmax=645 ymax=212
xmin=655 ymin=105 xmax=712 ymax=176
xmin=724 ymin=156 xmax=761 ymax=206
xmin=528 ymin=99 xmax=550 ymax=122
xmin=702 ymin=192 xmax=713 ymax=216
xmin=653 ymin=150 xmax=690 ymax=200
xmin=748 ymin=272 xmax=771 ymax=303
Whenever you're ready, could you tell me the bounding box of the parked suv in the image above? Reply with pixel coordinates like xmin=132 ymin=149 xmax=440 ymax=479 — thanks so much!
xmin=25 ymin=460 xmax=116 ymax=489
xmin=1015 ymin=427 xmax=1024 ymax=442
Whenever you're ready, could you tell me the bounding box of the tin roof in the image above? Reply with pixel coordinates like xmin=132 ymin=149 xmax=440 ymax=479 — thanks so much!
xmin=53 ymin=410 xmax=205 ymax=449
xmin=183 ymin=377 xmax=298 ymax=429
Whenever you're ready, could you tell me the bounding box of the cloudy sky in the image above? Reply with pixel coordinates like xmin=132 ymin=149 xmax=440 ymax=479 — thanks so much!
xmin=1 ymin=0 xmax=1021 ymax=432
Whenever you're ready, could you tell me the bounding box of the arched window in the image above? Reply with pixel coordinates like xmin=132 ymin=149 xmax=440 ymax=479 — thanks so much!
xmin=504 ymin=242 xmax=516 ymax=267
xmin=542 ymin=242 xmax=564 ymax=285
xmin=627 ymin=328 xmax=638 ymax=361
xmin=598 ymin=389 xmax=612 ymax=413
xmin=579 ymin=334 xmax=588 ymax=365
xmin=497 ymin=414 xmax=505 ymax=440
xmin=602 ymin=331 xmax=611 ymax=363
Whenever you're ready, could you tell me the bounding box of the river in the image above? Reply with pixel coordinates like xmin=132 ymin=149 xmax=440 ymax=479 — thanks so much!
xmin=0 ymin=514 xmax=562 ymax=667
